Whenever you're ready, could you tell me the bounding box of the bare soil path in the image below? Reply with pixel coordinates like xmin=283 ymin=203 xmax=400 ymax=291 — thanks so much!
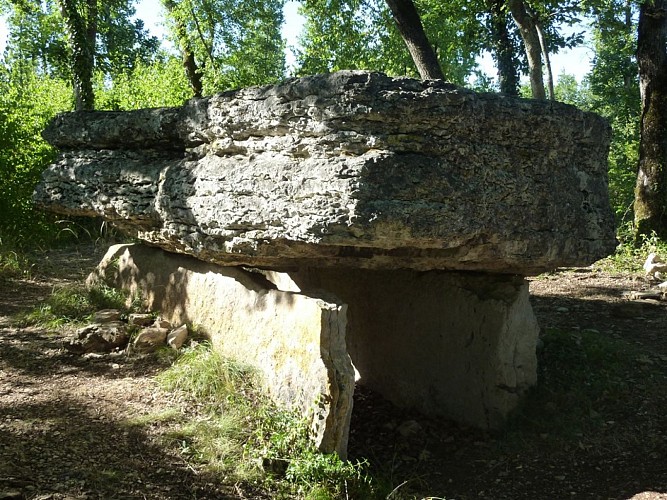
xmin=0 ymin=244 xmax=237 ymax=499
xmin=0 ymin=243 xmax=666 ymax=499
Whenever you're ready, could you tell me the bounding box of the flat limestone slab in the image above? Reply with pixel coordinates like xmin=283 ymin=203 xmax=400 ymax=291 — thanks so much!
xmin=35 ymin=71 xmax=616 ymax=275
xmin=274 ymin=268 xmax=539 ymax=429
xmin=87 ymin=243 xmax=355 ymax=458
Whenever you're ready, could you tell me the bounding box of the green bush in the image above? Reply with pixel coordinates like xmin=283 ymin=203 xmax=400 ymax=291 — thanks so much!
xmin=0 ymin=68 xmax=73 ymax=250
xmin=595 ymin=229 xmax=667 ymax=273
xmin=95 ymin=55 xmax=192 ymax=110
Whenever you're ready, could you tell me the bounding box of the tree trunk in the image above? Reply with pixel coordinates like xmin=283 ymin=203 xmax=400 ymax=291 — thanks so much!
xmin=623 ymin=0 xmax=634 ymax=90
xmin=634 ymin=0 xmax=667 ymax=239
xmin=507 ymin=0 xmax=545 ymax=99
xmin=487 ymin=0 xmax=519 ymax=95
xmin=384 ymin=0 xmax=445 ymax=80
xmin=59 ymin=0 xmax=96 ymax=110
xmin=534 ymin=19 xmax=554 ymax=100
xmin=162 ymin=0 xmax=203 ymax=97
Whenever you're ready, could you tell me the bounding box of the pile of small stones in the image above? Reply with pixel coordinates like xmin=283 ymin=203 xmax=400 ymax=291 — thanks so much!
xmin=65 ymin=309 xmax=188 ymax=355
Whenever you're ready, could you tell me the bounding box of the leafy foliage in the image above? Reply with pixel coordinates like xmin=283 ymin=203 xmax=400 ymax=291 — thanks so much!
xmin=594 ymin=229 xmax=667 ymax=273
xmin=296 ymin=0 xmax=481 ymax=84
xmin=162 ymin=0 xmax=286 ymax=93
xmin=0 ymin=63 xmax=73 ymax=249
xmin=95 ymin=54 xmax=192 ymax=110
xmin=586 ymin=0 xmax=640 ymax=223
xmin=2 ymin=0 xmax=159 ymax=77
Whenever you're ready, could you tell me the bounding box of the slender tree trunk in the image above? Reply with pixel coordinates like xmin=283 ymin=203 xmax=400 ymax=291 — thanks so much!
xmin=623 ymin=0 xmax=634 ymax=90
xmin=488 ymin=0 xmax=519 ymax=95
xmin=507 ymin=0 xmax=545 ymax=99
xmin=634 ymin=0 xmax=667 ymax=239
xmin=162 ymin=0 xmax=203 ymax=97
xmin=384 ymin=0 xmax=445 ymax=80
xmin=59 ymin=0 xmax=96 ymax=110
xmin=534 ymin=20 xmax=554 ymax=100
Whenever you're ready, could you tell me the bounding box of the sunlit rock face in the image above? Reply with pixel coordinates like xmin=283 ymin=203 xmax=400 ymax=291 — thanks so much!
xmin=35 ymin=71 xmax=615 ymax=275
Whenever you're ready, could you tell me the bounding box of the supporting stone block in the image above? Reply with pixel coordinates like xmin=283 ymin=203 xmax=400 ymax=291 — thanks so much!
xmin=89 ymin=243 xmax=538 ymax=451
xmin=282 ymin=268 xmax=539 ymax=429
xmin=87 ymin=243 xmax=355 ymax=458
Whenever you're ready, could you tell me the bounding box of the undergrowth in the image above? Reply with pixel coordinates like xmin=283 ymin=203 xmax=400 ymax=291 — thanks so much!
xmin=157 ymin=343 xmax=378 ymax=499
xmin=594 ymin=229 xmax=667 ymax=273
xmin=0 ymin=248 xmax=33 ymax=279
xmin=16 ymin=283 xmax=132 ymax=328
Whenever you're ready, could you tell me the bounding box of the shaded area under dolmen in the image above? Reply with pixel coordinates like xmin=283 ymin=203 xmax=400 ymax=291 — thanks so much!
xmin=35 ymin=71 xmax=616 ymax=458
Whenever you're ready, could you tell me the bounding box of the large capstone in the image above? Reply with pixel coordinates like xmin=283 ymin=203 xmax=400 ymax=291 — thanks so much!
xmin=35 ymin=71 xmax=617 ymax=458
xmin=35 ymin=71 xmax=616 ymax=275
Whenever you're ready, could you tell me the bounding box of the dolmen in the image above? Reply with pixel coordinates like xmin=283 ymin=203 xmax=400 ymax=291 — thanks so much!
xmin=34 ymin=71 xmax=616 ymax=458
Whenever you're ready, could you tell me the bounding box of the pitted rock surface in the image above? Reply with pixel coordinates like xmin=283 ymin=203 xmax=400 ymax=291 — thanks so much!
xmin=35 ymin=71 xmax=616 ymax=274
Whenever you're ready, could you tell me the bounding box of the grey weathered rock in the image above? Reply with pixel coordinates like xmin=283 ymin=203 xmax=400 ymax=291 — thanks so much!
xmin=133 ymin=327 xmax=169 ymax=353
xmin=0 ymin=490 xmax=23 ymax=500
xmin=153 ymin=318 xmax=172 ymax=330
xmin=128 ymin=313 xmax=154 ymax=327
xmin=93 ymin=309 xmax=122 ymax=323
xmin=643 ymin=252 xmax=667 ymax=279
xmin=36 ymin=71 xmax=618 ymax=456
xmin=35 ymin=71 xmax=616 ymax=275
xmin=397 ymin=420 xmax=423 ymax=439
xmin=67 ymin=321 xmax=129 ymax=354
xmin=281 ymin=266 xmax=539 ymax=429
xmin=88 ymin=243 xmax=355 ymax=458
xmin=167 ymin=324 xmax=188 ymax=350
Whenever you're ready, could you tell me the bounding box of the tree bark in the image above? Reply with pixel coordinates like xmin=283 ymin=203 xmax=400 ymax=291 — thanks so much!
xmin=487 ymin=0 xmax=519 ymax=95
xmin=59 ymin=0 xmax=97 ymax=110
xmin=507 ymin=0 xmax=545 ymax=99
xmin=384 ymin=0 xmax=445 ymax=80
xmin=162 ymin=0 xmax=203 ymax=98
xmin=634 ymin=0 xmax=667 ymax=239
xmin=534 ymin=19 xmax=554 ymax=100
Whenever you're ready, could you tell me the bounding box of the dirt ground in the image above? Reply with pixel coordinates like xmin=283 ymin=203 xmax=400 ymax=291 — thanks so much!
xmin=0 ymin=243 xmax=666 ymax=499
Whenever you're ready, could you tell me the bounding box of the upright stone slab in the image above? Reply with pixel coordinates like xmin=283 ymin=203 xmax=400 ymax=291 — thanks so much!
xmin=270 ymin=268 xmax=538 ymax=429
xmin=87 ymin=243 xmax=355 ymax=458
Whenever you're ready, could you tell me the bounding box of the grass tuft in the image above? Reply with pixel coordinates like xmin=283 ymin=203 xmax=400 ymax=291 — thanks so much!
xmin=156 ymin=342 xmax=377 ymax=498
xmin=15 ymin=283 xmax=133 ymax=328
xmin=157 ymin=342 xmax=255 ymax=404
xmin=0 ymin=248 xmax=33 ymax=279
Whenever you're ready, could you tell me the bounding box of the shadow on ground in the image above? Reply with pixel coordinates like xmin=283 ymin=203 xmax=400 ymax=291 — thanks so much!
xmin=0 ymin=397 xmax=233 ymax=499
xmin=0 ymin=325 xmax=240 ymax=500
xmin=347 ymin=289 xmax=667 ymax=500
